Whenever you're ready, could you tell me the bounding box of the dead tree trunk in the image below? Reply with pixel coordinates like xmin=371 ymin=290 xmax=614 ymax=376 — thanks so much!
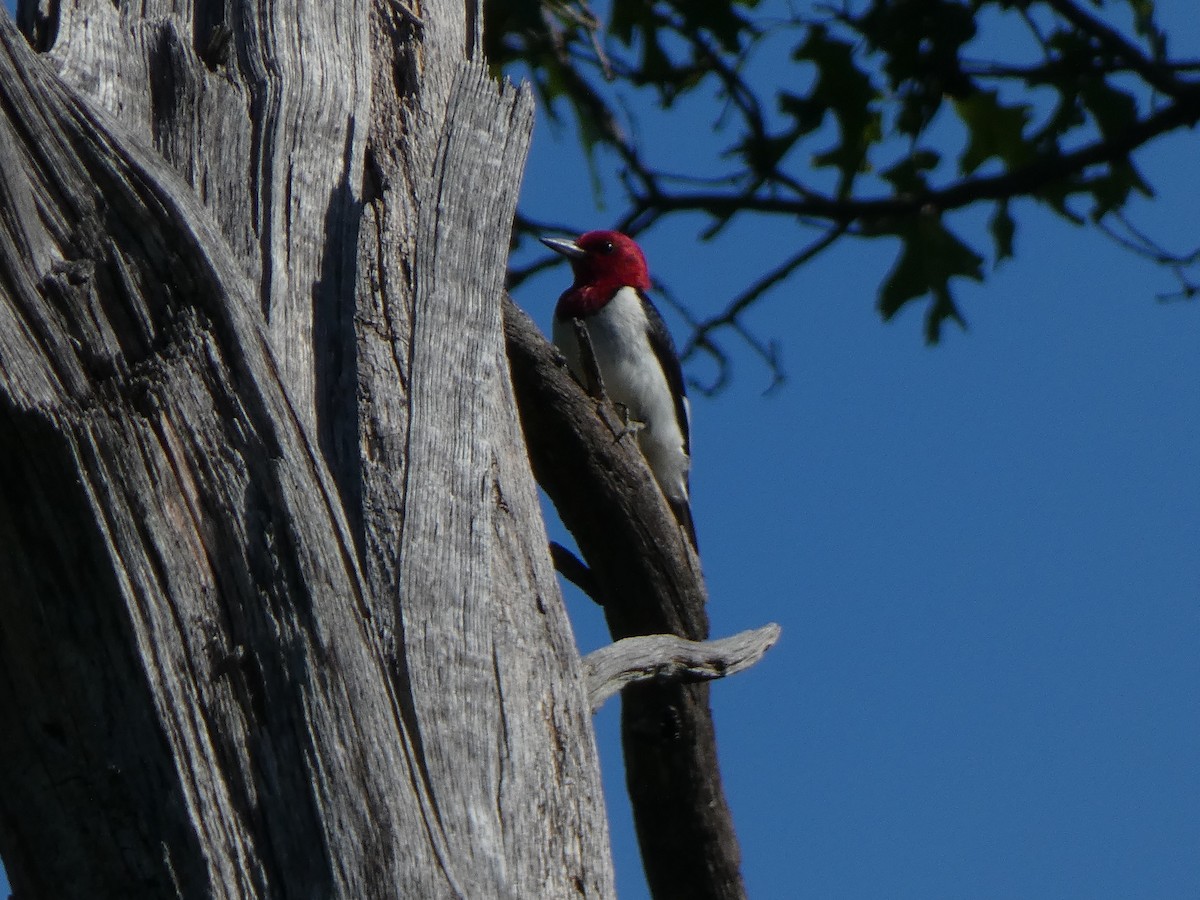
xmin=0 ymin=1 xmax=614 ymax=896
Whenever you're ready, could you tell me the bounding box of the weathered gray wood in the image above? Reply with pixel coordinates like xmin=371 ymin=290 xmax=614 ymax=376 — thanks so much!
xmin=0 ymin=0 xmax=615 ymax=897
xmin=351 ymin=7 xmax=615 ymax=894
xmin=0 ymin=20 xmax=425 ymax=896
xmin=396 ymin=67 xmax=609 ymax=898
xmin=23 ymin=0 xmax=376 ymax=438
xmin=584 ymin=625 xmax=782 ymax=712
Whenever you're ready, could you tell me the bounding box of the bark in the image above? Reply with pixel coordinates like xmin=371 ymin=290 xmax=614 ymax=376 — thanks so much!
xmin=504 ymin=298 xmax=751 ymax=900
xmin=0 ymin=1 xmax=613 ymax=898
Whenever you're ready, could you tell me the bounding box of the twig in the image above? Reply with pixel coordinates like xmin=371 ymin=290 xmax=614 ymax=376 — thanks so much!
xmin=678 ymin=224 xmax=846 ymax=392
xmin=1042 ymin=0 xmax=1184 ymax=95
xmin=582 ymin=624 xmax=782 ymax=712
xmin=635 ymin=95 xmax=1200 ymax=224
xmin=549 ymin=542 xmax=599 ymax=601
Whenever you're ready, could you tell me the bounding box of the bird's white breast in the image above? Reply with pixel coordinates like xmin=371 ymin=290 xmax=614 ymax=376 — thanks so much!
xmin=554 ymin=287 xmax=690 ymax=502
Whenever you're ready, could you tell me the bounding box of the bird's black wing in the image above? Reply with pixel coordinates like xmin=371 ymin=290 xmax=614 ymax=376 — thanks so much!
xmin=638 ymin=290 xmax=690 ymax=458
xmin=639 ymin=290 xmax=699 ymax=550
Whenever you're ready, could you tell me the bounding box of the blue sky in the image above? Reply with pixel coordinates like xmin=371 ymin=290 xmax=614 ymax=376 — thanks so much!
xmin=513 ymin=2 xmax=1199 ymax=896
xmin=523 ymin=154 xmax=1199 ymax=895
xmin=2 ymin=2 xmax=1197 ymax=898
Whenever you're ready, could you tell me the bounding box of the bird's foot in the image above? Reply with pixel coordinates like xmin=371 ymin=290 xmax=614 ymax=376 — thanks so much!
xmin=598 ymin=403 xmax=644 ymax=443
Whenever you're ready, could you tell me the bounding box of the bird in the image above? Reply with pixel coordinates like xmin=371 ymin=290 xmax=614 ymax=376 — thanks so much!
xmin=540 ymin=230 xmax=697 ymax=549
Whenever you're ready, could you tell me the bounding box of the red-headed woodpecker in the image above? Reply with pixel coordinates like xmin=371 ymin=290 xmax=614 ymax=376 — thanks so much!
xmin=540 ymin=230 xmax=697 ymax=548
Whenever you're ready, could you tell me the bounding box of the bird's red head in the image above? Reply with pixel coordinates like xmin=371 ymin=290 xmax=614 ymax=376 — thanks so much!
xmin=567 ymin=231 xmax=651 ymax=292
xmin=541 ymin=230 xmax=651 ymax=316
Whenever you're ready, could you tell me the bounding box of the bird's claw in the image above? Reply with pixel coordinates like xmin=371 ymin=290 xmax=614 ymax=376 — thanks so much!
xmin=599 ymin=402 xmax=644 ymax=443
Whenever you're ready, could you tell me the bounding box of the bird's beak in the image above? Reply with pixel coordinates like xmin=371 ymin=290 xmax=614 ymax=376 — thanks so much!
xmin=540 ymin=236 xmax=587 ymax=260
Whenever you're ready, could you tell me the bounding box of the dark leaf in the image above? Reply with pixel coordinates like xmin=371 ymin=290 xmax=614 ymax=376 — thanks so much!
xmin=989 ymin=202 xmax=1015 ymax=263
xmin=1034 ymin=177 xmax=1088 ymax=226
xmin=1089 ymin=159 xmax=1154 ymax=220
xmin=877 ymin=215 xmax=984 ymax=338
xmin=778 ymin=91 xmax=825 ymax=136
xmin=925 ymin=286 xmax=968 ymax=343
xmin=731 ymin=130 xmax=800 ymax=177
xmin=611 ymin=0 xmax=653 ymax=47
xmin=790 ymin=25 xmax=881 ymax=180
xmin=954 ymin=90 xmax=1035 ymax=174
xmin=1130 ymin=0 xmax=1168 ymax=57
xmin=881 ymin=150 xmax=940 ymax=194
xmin=1079 ymin=81 xmax=1140 ymax=139
xmin=676 ymin=0 xmax=758 ymax=53
xmin=856 ymin=0 xmax=977 ymax=136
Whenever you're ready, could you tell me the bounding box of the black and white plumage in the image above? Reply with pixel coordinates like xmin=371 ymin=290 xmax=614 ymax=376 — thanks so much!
xmin=541 ymin=231 xmax=697 ymax=548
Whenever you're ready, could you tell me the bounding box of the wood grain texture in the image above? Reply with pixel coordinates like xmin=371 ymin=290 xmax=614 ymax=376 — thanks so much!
xmin=353 ymin=4 xmax=615 ymax=894
xmin=0 ymin=18 xmax=428 ymax=896
xmin=395 ymin=66 xmax=611 ymax=898
xmin=26 ymin=0 xmax=375 ymax=437
xmin=0 ymin=0 xmax=614 ymax=896
xmin=584 ymin=625 xmax=782 ymax=712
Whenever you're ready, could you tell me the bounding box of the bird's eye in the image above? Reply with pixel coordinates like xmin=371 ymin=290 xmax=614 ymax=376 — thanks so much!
xmin=601 ymin=241 xmax=615 ymax=254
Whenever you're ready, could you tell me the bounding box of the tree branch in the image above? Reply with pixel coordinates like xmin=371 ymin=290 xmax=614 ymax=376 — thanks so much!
xmin=680 ymin=223 xmax=847 ymax=392
xmin=504 ymin=295 xmax=748 ymax=900
xmin=635 ymin=95 xmax=1200 ymax=226
xmin=1042 ymin=0 xmax=1185 ymax=95
xmin=550 ymin=541 xmax=598 ymax=600
xmin=584 ymin=624 xmax=782 ymax=712
xmin=500 ymin=0 xmax=1200 ymax=380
